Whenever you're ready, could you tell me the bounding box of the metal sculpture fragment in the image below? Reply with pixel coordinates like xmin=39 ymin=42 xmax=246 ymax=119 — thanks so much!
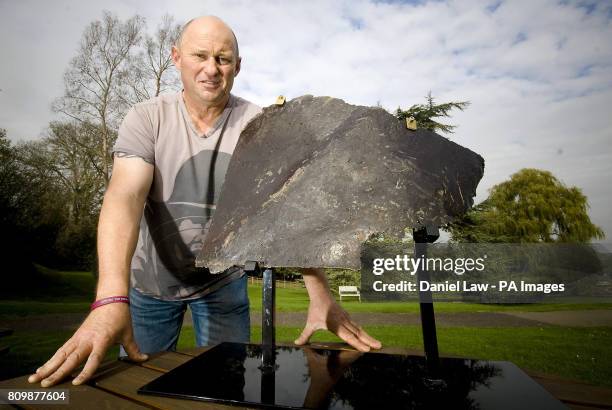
xmin=196 ymin=96 xmax=484 ymax=272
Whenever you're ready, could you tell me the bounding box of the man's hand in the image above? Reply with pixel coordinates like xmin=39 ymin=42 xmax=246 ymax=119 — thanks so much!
xmin=27 ymin=303 xmax=147 ymax=387
xmin=294 ymin=268 xmax=382 ymax=352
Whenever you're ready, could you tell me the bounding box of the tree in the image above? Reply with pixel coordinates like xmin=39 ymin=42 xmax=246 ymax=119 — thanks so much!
xmin=0 ymin=129 xmax=22 ymax=233
xmin=54 ymin=12 xmax=183 ymax=187
xmin=395 ymin=92 xmax=470 ymax=134
xmin=53 ymin=11 xmax=145 ymax=186
xmin=18 ymin=121 xmax=106 ymax=224
xmin=1 ymin=130 xmax=64 ymax=235
xmin=449 ymin=168 xmax=605 ymax=243
xmin=16 ymin=121 xmax=106 ymax=269
xmin=0 ymin=129 xmax=67 ymax=278
xmin=1 ymin=13 xmax=184 ymax=274
xmin=0 ymin=128 xmax=36 ymax=279
xmin=124 ymin=14 xmax=182 ymax=103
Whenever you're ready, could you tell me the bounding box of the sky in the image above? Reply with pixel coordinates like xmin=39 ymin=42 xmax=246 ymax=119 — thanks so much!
xmin=0 ymin=0 xmax=611 ymax=241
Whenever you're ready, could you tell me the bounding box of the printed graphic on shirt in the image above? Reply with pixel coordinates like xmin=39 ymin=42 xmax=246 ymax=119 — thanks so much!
xmin=132 ymin=149 xmax=233 ymax=293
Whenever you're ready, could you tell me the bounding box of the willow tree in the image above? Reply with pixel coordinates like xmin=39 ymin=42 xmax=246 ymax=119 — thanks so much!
xmin=449 ymin=168 xmax=604 ymax=243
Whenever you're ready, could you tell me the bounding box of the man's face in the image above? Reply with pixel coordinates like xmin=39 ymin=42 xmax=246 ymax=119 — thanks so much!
xmin=172 ymin=21 xmax=240 ymax=107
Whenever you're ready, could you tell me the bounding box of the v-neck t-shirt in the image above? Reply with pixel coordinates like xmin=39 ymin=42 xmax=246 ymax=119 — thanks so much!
xmin=113 ymin=91 xmax=262 ymax=300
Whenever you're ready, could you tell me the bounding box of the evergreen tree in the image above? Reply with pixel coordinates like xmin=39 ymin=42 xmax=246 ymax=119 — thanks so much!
xmin=395 ymin=91 xmax=470 ymax=134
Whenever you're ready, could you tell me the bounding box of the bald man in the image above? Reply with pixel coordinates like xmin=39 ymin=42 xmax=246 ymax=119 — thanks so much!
xmin=29 ymin=16 xmax=380 ymax=388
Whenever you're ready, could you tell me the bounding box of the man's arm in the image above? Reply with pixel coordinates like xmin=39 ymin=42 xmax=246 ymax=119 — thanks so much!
xmin=295 ymin=268 xmax=382 ymax=352
xmin=96 ymin=155 xmax=153 ymax=299
xmin=28 ymin=156 xmax=153 ymax=387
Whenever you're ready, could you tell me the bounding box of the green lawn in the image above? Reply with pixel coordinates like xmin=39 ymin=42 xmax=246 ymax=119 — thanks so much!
xmin=0 ymin=265 xmax=97 ymax=303
xmin=2 ymin=267 xmax=611 ymax=386
xmin=248 ymin=282 xmax=612 ymax=313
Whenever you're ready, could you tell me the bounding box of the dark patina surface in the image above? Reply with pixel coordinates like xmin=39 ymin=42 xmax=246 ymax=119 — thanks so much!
xmin=196 ymin=96 xmax=484 ymax=272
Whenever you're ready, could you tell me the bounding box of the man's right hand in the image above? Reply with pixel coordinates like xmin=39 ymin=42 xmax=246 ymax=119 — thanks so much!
xmin=27 ymin=302 xmax=148 ymax=387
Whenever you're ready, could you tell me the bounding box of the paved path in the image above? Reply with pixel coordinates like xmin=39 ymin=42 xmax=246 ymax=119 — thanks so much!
xmin=0 ymin=313 xmax=87 ymax=331
xmin=243 ymin=312 xmax=549 ymax=327
xmin=502 ymin=310 xmax=612 ymax=327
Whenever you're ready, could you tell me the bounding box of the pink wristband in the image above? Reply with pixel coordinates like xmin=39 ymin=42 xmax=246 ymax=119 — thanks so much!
xmin=90 ymin=296 xmax=129 ymax=311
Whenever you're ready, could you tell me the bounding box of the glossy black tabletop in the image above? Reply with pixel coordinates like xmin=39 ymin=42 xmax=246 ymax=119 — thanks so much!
xmin=138 ymin=342 xmax=565 ymax=410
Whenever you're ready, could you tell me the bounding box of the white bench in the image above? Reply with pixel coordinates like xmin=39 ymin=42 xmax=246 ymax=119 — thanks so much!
xmin=339 ymin=286 xmax=361 ymax=302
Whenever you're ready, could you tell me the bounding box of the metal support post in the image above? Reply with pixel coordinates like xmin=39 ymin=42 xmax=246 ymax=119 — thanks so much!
xmin=413 ymin=225 xmax=441 ymax=375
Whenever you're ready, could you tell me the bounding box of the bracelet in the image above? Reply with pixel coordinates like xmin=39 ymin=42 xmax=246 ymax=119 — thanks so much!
xmin=90 ymin=296 xmax=129 ymax=311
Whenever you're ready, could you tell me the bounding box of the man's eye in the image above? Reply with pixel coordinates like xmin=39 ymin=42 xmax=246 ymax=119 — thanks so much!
xmin=217 ymin=56 xmax=231 ymax=64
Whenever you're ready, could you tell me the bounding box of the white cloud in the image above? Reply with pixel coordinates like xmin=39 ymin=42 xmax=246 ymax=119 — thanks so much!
xmin=0 ymin=0 xmax=610 ymax=239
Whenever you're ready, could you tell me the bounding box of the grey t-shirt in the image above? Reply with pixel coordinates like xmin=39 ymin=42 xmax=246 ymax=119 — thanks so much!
xmin=113 ymin=92 xmax=262 ymax=300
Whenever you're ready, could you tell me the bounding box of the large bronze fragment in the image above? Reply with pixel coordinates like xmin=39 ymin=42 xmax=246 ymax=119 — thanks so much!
xmin=196 ymin=96 xmax=484 ymax=272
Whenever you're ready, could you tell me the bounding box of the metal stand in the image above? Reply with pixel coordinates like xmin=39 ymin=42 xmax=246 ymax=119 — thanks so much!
xmin=413 ymin=225 xmax=443 ymax=381
xmin=244 ymin=261 xmax=277 ymax=405
xmin=246 ymin=225 xmax=443 ymax=387
xmin=262 ymin=267 xmax=276 ymax=348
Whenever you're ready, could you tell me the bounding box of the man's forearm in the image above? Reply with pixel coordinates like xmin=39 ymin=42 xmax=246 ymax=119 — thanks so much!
xmin=96 ymin=191 xmax=144 ymax=299
xmin=301 ymin=268 xmax=335 ymax=305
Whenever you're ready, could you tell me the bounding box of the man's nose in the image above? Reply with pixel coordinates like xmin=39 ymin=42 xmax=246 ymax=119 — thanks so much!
xmin=202 ymin=57 xmax=220 ymax=76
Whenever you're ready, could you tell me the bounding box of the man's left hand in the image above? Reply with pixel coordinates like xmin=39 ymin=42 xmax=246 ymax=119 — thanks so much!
xmin=294 ymin=297 xmax=382 ymax=352
xmin=295 ymin=268 xmax=382 ymax=352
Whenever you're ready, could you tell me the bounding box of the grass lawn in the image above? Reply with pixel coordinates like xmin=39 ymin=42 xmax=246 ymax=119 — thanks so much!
xmin=247 ymin=283 xmax=612 ymax=313
xmin=2 ymin=267 xmax=611 ymax=386
xmin=0 ymin=265 xmax=97 ymax=303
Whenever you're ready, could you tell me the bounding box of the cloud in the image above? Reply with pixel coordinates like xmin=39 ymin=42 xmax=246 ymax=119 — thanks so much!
xmin=0 ymin=0 xmax=610 ymax=239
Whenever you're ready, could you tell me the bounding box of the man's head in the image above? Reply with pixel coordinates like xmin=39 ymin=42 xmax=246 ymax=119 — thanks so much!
xmin=172 ymin=16 xmax=241 ymax=108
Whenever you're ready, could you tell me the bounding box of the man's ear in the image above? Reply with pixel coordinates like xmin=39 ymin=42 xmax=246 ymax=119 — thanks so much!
xmin=171 ymin=45 xmax=181 ymax=70
xmin=235 ymin=56 xmax=242 ymax=77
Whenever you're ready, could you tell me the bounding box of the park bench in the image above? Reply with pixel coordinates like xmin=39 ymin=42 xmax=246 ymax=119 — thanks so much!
xmin=339 ymin=285 xmax=361 ymax=302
